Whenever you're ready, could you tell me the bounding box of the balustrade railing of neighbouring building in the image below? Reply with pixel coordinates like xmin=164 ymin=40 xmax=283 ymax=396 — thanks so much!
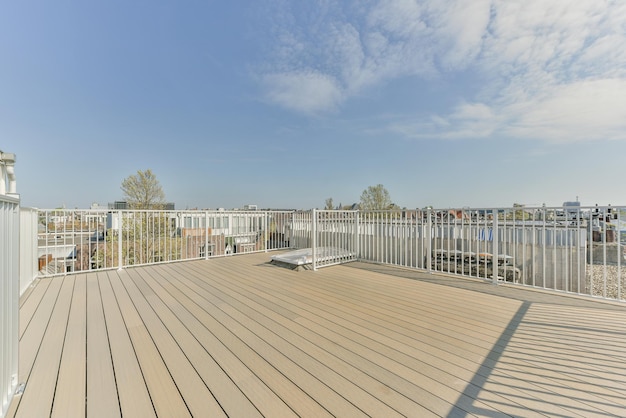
xmin=32 ymin=205 xmax=626 ymax=302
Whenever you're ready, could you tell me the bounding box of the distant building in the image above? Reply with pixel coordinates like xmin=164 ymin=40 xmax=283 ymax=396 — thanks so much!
xmin=563 ymin=200 xmax=581 ymax=209
xmin=563 ymin=200 xmax=581 ymax=220
xmin=109 ymin=201 xmax=128 ymax=210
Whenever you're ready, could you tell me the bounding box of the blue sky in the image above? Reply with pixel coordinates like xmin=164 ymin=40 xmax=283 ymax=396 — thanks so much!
xmin=3 ymin=1 xmax=626 ymax=210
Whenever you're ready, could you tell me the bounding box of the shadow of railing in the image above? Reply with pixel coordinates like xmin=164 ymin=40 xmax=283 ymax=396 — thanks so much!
xmin=446 ymin=301 xmax=530 ymax=417
xmin=344 ymin=261 xmax=626 ymax=416
xmin=449 ymin=301 xmax=626 ymax=416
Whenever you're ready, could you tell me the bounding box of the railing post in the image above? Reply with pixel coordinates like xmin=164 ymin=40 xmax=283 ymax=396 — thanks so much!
xmin=264 ymin=212 xmax=268 ymax=252
xmin=205 ymin=211 xmax=209 ymax=260
xmin=492 ymin=211 xmax=499 ymax=285
xmin=1 ymin=151 xmax=19 ymax=417
xmin=117 ymin=211 xmax=123 ymax=270
xmin=312 ymin=209 xmax=317 ymax=271
xmin=426 ymin=208 xmax=432 ymax=273
xmin=355 ymin=210 xmax=360 ymax=260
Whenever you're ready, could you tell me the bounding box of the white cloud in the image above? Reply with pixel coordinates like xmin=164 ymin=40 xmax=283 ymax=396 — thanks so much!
xmin=387 ymin=101 xmax=499 ymax=140
xmin=430 ymin=0 xmax=492 ymax=70
xmin=263 ymin=71 xmax=343 ymax=114
xmin=258 ymin=0 xmax=626 ymax=142
xmin=366 ymin=0 xmax=427 ymax=38
xmin=258 ymin=0 xmax=439 ymax=113
xmin=452 ymin=102 xmax=494 ymax=121
xmin=505 ymin=78 xmax=626 ymax=142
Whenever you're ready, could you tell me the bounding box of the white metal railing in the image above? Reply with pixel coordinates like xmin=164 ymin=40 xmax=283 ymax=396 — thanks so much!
xmin=290 ymin=210 xmax=313 ymax=249
xmin=36 ymin=209 xmax=294 ymax=276
xmin=355 ymin=206 xmax=626 ymax=301
xmin=311 ymin=210 xmax=358 ymax=269
xmin=358 ymin=210 xmax=427 ymax=270
xmin=1 ymin=194 xmax=19 ymax=418
xmin=430 ymin=206 xmax=626 ymax=300
xmin=19 ymin=208 xmax=38 ymax=296
xmin=30 ymin=205 xmax=626 ymax=302
xmin=295 ymin=206 xmax=626 ymax=301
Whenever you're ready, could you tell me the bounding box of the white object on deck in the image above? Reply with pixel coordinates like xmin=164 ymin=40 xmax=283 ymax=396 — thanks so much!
xmin=271 ymin=247 xmax=355 ymax=269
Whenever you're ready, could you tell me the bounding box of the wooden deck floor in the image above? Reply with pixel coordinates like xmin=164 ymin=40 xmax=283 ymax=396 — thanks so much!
xmin=7 ymin=252 xmax=626 ymax=417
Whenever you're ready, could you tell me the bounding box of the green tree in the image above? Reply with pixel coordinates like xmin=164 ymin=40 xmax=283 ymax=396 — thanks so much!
xmin=360 ymin=184 xmax=393 ymax=210
xmin=121 ymin=169 xmax=165 ymax=209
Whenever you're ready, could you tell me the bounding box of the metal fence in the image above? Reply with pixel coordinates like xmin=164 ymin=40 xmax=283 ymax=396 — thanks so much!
xmin=19 ymin=208 xmax=38 ymax=296
xmin=428 ymin=206 xmax=626 ymax=300
xmin=36 ymin=209 xmax=294 ymax=276
xmin=355 ymin=206 xmax=625 ymax=301
xmin=357 ymin=210 xmax=426 ymax=270
xmin=1 ymin=195 xmax=19 ymax=418
xmin=31 ymin=205 xmax=626 ymax=302
xmin=311 ymin=210 xmax=358 ymax=269
xmin=286 ymin=206 xmax=625 ymax=301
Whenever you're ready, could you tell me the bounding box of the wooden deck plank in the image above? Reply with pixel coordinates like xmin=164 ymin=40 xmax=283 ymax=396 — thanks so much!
xmin=99 ymin=271 xmax=156 ymax=418
xmin=85 ymin=272 xmax=120 ymax=418
xmin=218 ymin=302 xmax=406 ymax=417
xmin=18 ymin=277 xmax=50 ymax=335
xmin=129 ymin=267 xmax=259 ymax=418
xmin=214 ymin=265 xmax=507 ymax=365
xmin=322 ymin=268 xmax=626 ymax=411
xmin=344 ymin=260 xmax=626 ymax=416
xmin=165 ymin=264 xmax=410 ymax=416
xmin=11 ymin=252 xmax=626 ymax=417
xmin=509 ymin=328 xmax=626 ymax=384
xmin=159 ymin=263 xmax=371 ymax=418
xmin=6 ymin=276 xmax=64 ymax=417
xmin=247 ymin=270 xmax=508 ymax=358
xmin=13 ymin=276 xmax=75 ymax=418
xmin=121 ymin=268 xmax=228 ymax=417
xmin=210 ymin=256 xmax=624 ymax=413
xmin=139 ymin=265 xmax=300 ymax=418
xmin=282 ymin=268 xmax=516 ymax=347
xmin=271 ymin=264 xmax=623 ymax=356
xmin=322 ymin=270 xmax=614 ymax=414
xmin=201 ymin=262 xmax=477 ymax=417
xmin=153 ymin=263 xmax=335 ymax=418
xmin=286 ymin=272 xmax=616 ymax=410
xmin=17 ymin=276 xmax=63 ymax=383
xmin=199 ymin=260 xmax=525 ymax=417
xmin=107 ymin=269 xmax=192 ymax=418
xmin=181 ymin=262 xmax=474 ymax=417
xmin=51 ymin=274 xmax=87 ymax=418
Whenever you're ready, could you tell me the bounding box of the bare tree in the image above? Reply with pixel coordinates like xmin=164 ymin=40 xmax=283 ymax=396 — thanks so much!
xmin=360 ymin=184 xmax=393 ymax=210
xmin=121 ymin=169 xmax=165 ymax=209
xmin=325 ymin=197 xmax=334 ymax=210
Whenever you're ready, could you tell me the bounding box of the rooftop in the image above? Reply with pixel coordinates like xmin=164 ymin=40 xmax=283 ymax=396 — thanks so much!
xmin=7 ymin=252 xmax=626 ymax=417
